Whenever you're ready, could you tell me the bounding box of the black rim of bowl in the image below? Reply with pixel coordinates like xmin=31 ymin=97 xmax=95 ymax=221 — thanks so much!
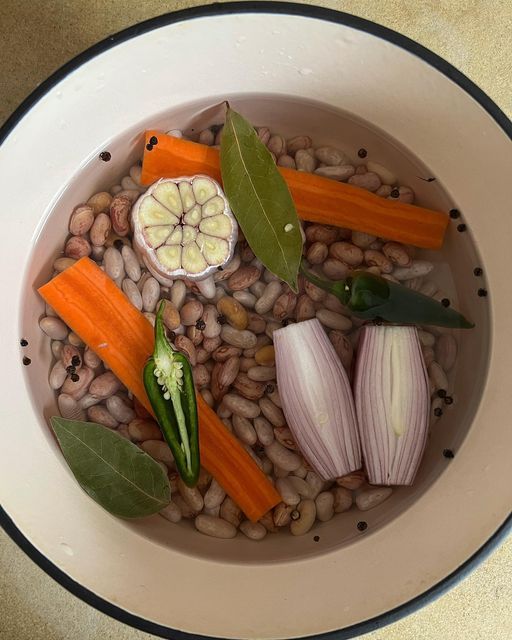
xmin=1 ymin=3 xmax=511 ymax=639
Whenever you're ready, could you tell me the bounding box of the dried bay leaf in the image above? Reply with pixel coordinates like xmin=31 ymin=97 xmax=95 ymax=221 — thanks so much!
xmin=51 ymin=416 xmax=170 ymax=518
xmin=220 ymin=107 xmax=302 ymax=291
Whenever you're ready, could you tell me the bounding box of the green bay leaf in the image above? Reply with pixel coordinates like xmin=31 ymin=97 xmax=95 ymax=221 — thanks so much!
xmin=220 ymin=108 xmax=303 ymax=291
xmin=50 ymin=416 xmax=170 ymax=518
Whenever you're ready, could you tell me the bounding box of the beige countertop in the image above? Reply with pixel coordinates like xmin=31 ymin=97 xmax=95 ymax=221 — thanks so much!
xmin=0 ymin=1 xmax=511 ymax=639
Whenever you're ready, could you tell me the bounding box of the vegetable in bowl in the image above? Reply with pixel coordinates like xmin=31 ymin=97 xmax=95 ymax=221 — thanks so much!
xmin=37 ymin=105 xmax=473 ymax=539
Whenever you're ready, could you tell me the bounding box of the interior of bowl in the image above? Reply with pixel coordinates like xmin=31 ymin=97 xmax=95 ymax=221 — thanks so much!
xmin=20 ymin=93 xmax=490 ymax=564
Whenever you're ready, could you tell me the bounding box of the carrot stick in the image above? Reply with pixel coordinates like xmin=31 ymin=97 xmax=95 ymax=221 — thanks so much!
xmin=39 ymin=258 xmax=280 ymax=522
xmin=141 ymin=130 xmax=449 ymax=250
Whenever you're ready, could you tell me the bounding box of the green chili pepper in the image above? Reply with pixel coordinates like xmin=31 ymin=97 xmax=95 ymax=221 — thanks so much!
xmin=300 ymin=262 xmax=474 ymax=329
xmin=143 ymin=302 xmax=200 ymax=486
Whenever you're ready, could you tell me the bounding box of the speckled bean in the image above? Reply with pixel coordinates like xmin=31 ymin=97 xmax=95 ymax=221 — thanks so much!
xmin=276 ymin=478 xmax=301 ymax=506
xmin=393 ymin=260 xmax=433 ymax=281
xmin=61 ymin=366 xmax=94 ymax=400
xmin=332 ymin=486 xmax=353 ymax=512
xmin=356 ymin=487 xmax=393 ymax=511
xmin=315 ymin=165 xmax=355 ymax=181
xmin=277 ymin=154 xmax=296 ymax=169
xmin=348 ymin=171 xmax=381 ymax=192
xmin=232 ymin=290 xmax=256 ymax=309
xmin=436 ymin=334 xmax=457 ymax=371
xmin=140 ymin=439 xmax=172 ymax=464
xmin=265 ymin=440 xmax=301 ymax=471
xmin=232 ymin=414 xmax=257 ymax=445
xmin=316 ymin=309 xmax=352 ymax=331
xmin=315 ymin=146 xmax=347 ymax=166
xmin=329 ymin=241 xmax=364 ymax=266
xmin=253 ymin=281 xmax=281 ymax=315
xmin=240 ymin=520 xmax=267 ymax=540
xmin=121 ymin=278 xmax=143 ymax=310
xmin=223 ymin=393 xmax=260 ymax=419
xmin=39 ymin=316 xmax=68 ymax=341
xmin=295 ymin=149 xmax=317 ymax=172
xmin=90 ymin=213 xmax=112 ymax=247
xmin=194 ymin=515 xmax=237 ymax=539
xmin=322 ymin=258 xmax=350 ymax=280
xmin=58 ymin=393 xmax=86 ymax=421
xmin=51 ymin=340 xmax=64 ymax=359
xmin=366 ymin=161 xmax=396 ymax=185
xmin=106 ymin=396 xmax=135 ymax=424
xmin=103 ymin=247 xmax=124 ymax=280
xmin=85 ymin=404 xmax=117 ymax=428
xmin=315 ymin=491 xmax=335 ymax=522
xmin=253 ymin=416 xmax=274 ymax=445
xmin=428 ymin=361 xmax=448 ymax=392
xmin=141 ymin=277 xmax=160 ymax=312
xmin=181 ymin=300 xmax=204 ymax=326
xmin=204 ymin=478 xmax=226 ymax=509
xmin=120 ymin=245 xmax=141 ymax=282
xmin=290 ymin=499 xmax=316 ymax=536
xmin=220 ymin=496 xmax=242 ymax=527
xmin=221 ymin=326 xmax=257 ymax=349
xmin=49 ymin=361 xmax=69 ymax=390
xmin=83 ymin=347 xmax=101 ymax=369
xmin=89 ymin=371 xmax=121 ymax=399
xmin=87 ymin=191 xmax=112 ymax=214
xmin=259 ymin=396 xmax=285 ymax=427
xmin=160 ymin=501 xmax=182 ymax=524
xmin=364 ymin=250 xmax=393 ymax=273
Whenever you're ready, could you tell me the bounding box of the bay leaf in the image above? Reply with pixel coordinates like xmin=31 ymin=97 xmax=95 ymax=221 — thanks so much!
xmin=220 ymin=107 xmax=303 ymax=291
xmin=50 ymin=416 xmax=170 ymax=518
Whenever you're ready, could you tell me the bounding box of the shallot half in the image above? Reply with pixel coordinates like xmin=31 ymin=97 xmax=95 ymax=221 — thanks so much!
xmin=354 ymin=325 xmax=430 ymax=486
xmin=274 ymin=319 xmax=361 ymax=480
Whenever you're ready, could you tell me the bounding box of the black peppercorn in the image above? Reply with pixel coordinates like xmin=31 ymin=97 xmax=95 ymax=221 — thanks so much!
xmin=146 ymin=143 xmax=153 ymax=152
xmin=66 ymin=365 xmax=76 ymax=375
xmin=444 ymin=396 xmax=454 ymax=405
xmin=441 ymin=298 xmax=450 ymax=307
xmin=99 ymin=151 xmax=111 ymax=162
xmin=313 ymin=535 xmax=320 ymax=542
xmin=168 ymin=331 xmax=176 ymax=341
xmin=457 ymin=223 xmax=467 ymax=232
xmin=434 ymin=407 xmax=443 ymax=417
xmin=217 ymin=314 xmax=227 ymax=325
xmin=437 ymin=389 xmax=447 ymax=398
xmin=20 ymin=338 xmax=28 ymax=347
xmin=449 ymin=209 xmax=460 ymax=219
xmin=357 ymin=148 xmax=367 ymax=158
xmin=374 ymin=316 xmax=383 ymax=326
xmin=443 ymin=449 xmax=455 ymax=459
xmin=265 ymin=384 xmax=275 ymax=394
xmin=477 ymin=288 xmax=488 ymax=297
xmin=282 ymin=319 xmax=290 ymax=327
xmin=195 ymin=319 xmax=206 ymax=331
xmin=473 ymin=267 xmax=483 ymax=277
xmin=22 ymin=356 xmax=31 ymax=366
xmin=357 ymin=521 xmax=368 ymax=531
xmin=71 ymin=355 xmax=81 ymax=367
xmin=114 ymin=239 xmax=125 ymax=251
xmin=70 ymin=373 xmax=80 ymax=382
xmin=149 ymin=135 xmax=158 ymax=146
xmin=217 ymin=265 xmax=224 ymax=271
xmin=390 ymin=188 xmax=400 ymax=198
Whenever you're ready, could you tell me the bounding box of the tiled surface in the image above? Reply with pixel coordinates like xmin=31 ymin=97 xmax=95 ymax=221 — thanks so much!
xmin=0 ymin=1 xmax=510 ymax=639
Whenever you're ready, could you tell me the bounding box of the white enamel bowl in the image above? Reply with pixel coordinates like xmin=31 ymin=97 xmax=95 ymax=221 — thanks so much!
xmin=1 ymin=4 xmax=511 ymax=639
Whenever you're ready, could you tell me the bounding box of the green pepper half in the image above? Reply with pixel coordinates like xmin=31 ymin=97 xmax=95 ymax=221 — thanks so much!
xmin=300 ymin=262 xmax=474 ymax=329
xmin=143 ymin=302 xmax=200 ymax=486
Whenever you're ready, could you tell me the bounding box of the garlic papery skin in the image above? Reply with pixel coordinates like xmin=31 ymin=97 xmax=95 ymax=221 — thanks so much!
xmin=132 ymin=175 xmax=238 ymax=295
xmin=274 ymin=319 xmax=361 ymax=480
xmin=354 ymin=325 xmax=430 ymax=486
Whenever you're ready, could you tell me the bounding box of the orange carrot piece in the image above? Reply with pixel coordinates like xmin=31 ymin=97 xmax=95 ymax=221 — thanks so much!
xmin=39 ymin=258 xmax=280 ymax=522
xmin=141 ymin=130 xmax=449 ymax=250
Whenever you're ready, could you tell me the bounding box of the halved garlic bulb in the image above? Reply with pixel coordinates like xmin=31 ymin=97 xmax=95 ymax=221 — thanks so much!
xmin=132 ymin=176 xmax=238 ymax=294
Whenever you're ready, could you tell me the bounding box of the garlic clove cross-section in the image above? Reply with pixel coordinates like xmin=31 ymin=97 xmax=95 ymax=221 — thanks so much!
xmin=132 ymin=176 xmax=238 ymax=297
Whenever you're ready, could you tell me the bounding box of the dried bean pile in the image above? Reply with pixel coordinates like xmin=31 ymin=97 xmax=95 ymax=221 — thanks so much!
xmin=40 ymin=126 xmax=458 ymax=540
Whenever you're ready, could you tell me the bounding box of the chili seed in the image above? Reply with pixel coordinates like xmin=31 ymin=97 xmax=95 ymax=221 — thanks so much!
xmin=390 ymin=188 xmax=400 ymax=198
xmin=449 ymin=209 xmax=460 ymax=219
xmin=146 ymin=143 xmax=153 ymax=151
xmin=99 ymin=151 xmax=111 ymax=162
xmin=290 ymin=509 xmax=300 ymax=521
xmin=434 ymin=407 xmax=443 ymax=417
xmin=477 ymin=288 xmax=488 ymax=297
xmin=20 ymin=338 xmax=28 ymax=347
xmin=437 ymin=389 xmax=447 ymax=398
xmin=357 ymin=521 xmax=368 ymax=531
xmin=444 ymin=396 xmax=454 ymax=405
xmin=149 ymin=135 xmax=158 ymax=145
xmin=195 ymin=319 xmax=206 ymax=331
xmin=473 ymin=267 xmax=483 ymax=276
xmin=22 ymin=356 xmax=31 ymax=366
xmin=457 ymin=223 xmax=467 ymax=232
xmin=443 ymin=448 xmax=455 ymax=459
xmin=357 ymin=148 xmax=367 ymax=158
xmin=441 ymin=298 xmax=450 ymax=307
xmin=70 ymin=373 xmax=80 ymax=382
xmin=217 ymin=314 xmax=227 ymax=325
